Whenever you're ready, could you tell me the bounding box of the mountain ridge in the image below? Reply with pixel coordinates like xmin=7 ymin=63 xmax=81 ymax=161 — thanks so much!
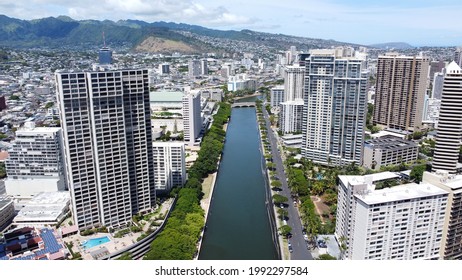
xmin=0 ymin=14 xmax=365 ymax=53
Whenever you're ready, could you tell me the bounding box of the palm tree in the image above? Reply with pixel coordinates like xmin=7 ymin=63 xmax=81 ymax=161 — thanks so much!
xmin=338 ymin=236 xmax=348 ymax=260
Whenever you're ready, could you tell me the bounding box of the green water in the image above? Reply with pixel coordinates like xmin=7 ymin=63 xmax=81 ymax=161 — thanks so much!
xmin=198 ymin=107 xmax=278 ymax=260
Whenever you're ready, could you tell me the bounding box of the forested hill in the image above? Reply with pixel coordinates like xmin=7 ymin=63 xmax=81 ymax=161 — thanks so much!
xmin=0 ymin=14 xmax=362 ymax=53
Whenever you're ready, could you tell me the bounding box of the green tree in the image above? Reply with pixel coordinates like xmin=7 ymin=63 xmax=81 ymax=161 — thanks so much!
xmin=0 ymin=162 xmax=7 ymax=178
xmin=271 ymin=180 xmax=282 ymax=188
xmin=317 ymin=254 xmax=336 ymax=260
xmin=278 ymin=225 xmax=292 ymax=237
xmin=272 ymin=194 xmax=288 ymax=205
xmin=410 ymin=164 xmax=426 ymax=183
xmin=44 ymin=102 xmax=54 ymax=109
xmin=118 ymin=252 xmax=132 ymax=260
xmin=277 ymin=208 xmax=289 ymax=220
xmin=266 ymin=162 xmax=276 ymax=171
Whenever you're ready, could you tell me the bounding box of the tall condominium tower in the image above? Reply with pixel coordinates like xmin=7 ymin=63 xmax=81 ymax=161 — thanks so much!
xmin=98 ymin=47 xmax=113 ymax=65
xmin=152 ymin=142 xmax=186 ymax=193
xmin=182 ymin=91 xmax=202 ymax=146
xmin=432 ymin=62 xmax=462 ymax=174
xmin=280 ymin=65 xmax=305 ymax=134
xmin=5 ymin=122 xmax=67 ymax=198
xmin=56 ymin=69 xmax=155 ymax=230
xmin=201 ymin=59 xmax=208 ymax=76
xmin=283 ymin=65 xmax=305 ymax=101
xmin=336 ymin=173 xmax=448 ymax=260
xmin=301 ymin=49 xmax=367 ymax=166
xmin=189 ymin=59 xmax=201 ymax=78
xmin=373 ymin=53 xmax=430 ymax=131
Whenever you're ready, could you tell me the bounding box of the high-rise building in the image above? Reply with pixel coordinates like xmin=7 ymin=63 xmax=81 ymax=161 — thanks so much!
xmin=432 ymin=62 xmax=462 ymax=174
xmin=423 ymin=171 xmax=462 ymax=259
xmin=5 ymin=122 xmax=67 ymax=198
xmin=55 ymin=69 xmax=155 ymax=230
xmin=455 ymin=47 xmax=462 ymax=67
xmin=98 ymin=47 xmax=113 ymax=65
xmin=279 ymin=100 xmax=304 ymax=134
xmin=159 ymin=63 xmax=170 ymax=75
xmin=373 ymin=53 xmax=430 ymax=132
xmin=270 ymin=86 xmax=284 ymax=108
xmin=182 ymin=91 xmax=202 ymax=146
xmin=301 ymin=49 xmax=367 ymax=166
xmin=188 ymin=59 xmax=201 ymax=78
xmin=152 ymin=142 xmax=186 ymax=193
xmin=201 ymin=59 xmax=208 ymax=76
xmin=221 ymin=63 xmax=233 ymax=79
xmin=432 ymin=71 xmax=445 ymax=99
xmin=283 ymin=65 xmax=305 ymax=101
xmin=422 ymin=97 xmax=441 ymax=127
xmin=336 ymin=172 xmax=448 ymax=260
xmin=429 ymin=60 xmax=446 ymax=82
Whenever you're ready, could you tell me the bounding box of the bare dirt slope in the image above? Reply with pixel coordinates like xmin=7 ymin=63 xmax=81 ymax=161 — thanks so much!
xmin=135 ymin=37 xmax=198 ymax=53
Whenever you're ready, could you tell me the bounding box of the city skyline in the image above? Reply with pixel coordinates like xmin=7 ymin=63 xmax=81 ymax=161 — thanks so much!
xmin=0 ymin=1 xmax=461 ymax=47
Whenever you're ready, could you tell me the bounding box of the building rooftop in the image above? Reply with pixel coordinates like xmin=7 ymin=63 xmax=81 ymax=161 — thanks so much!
xmin=0 ymin=196 xmax=13 ymax=209
xmin=355 ymin=182 xmax=448 ymax=205
xmin=149 ymin=91 xmax=184 ymax=102
xmin=371 ymin=130 xmax=408 ymax=139
xmin=13 ymin=192 xmax=70 ymax=223
xmin=365 ymin=136 xmax=417 ymax=151
xmin=281 ymin=134 xmax=303 ymax=140
xmin=339 ymin=171 xmax=400 ymax=188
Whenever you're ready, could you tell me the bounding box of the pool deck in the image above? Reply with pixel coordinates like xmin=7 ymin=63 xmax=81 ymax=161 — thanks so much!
xmin=62 ymin=198 xmax=174 ymax=260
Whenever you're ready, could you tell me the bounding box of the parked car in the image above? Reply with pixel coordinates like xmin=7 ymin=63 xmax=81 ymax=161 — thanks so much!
xmin=317 ymin=240 xmax=327 ymax=248
xmin=288 ymin=242 xmax=293 ymax=253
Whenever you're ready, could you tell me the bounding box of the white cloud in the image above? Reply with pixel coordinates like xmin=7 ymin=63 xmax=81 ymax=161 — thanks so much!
xmin=0 ymin=0 xmax=257 ymax=28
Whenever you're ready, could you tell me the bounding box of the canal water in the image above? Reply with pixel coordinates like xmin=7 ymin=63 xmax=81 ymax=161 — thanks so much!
xmin=198 ymin=107 xmax=279 ymax=260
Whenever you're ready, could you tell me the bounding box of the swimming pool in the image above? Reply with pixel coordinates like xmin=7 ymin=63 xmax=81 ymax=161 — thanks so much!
xmin=81 ymin=236 xmax=111 ymax=250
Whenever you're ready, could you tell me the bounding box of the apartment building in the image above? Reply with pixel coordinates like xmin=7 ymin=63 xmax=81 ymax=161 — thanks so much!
xmin=336 ymin=172 xmax=448 ymax=260
xmin=56 ymin=69 xmax=155 ymax=230
xmin=152 ymin=142 xmax=186 ymax=193
xmin=301 ymin=49 xmax=367 ymax=166
xmin=363 ymin=137 xmax=418 ymax=170
xmin=373 ymin=53 xmax=429 ymax=132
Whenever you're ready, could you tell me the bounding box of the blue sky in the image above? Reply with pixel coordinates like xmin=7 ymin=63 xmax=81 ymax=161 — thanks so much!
xmin=1 ymin=0 xmax=461 ymax=46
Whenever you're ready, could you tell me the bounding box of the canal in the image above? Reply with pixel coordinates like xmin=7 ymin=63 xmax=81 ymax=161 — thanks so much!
xmin=198 ymin=106 xmax=279 ymax=260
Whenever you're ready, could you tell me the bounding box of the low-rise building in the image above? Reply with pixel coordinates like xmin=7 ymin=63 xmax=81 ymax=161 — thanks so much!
xmin=0 ymin=227 xmax=67 ymax=260
xmin=200 ymin=89 xmax=223 ymax=102
xmin=281 ymin=134 xmax=303 ymax=148
xmin=12 ymin=192 xmax=70 ymax=228
xmin=363 ymin=137 xmax=418 ymax=170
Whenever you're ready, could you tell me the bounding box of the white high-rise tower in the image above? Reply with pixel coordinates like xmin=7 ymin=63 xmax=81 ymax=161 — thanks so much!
xmin=301 ymin=49 xmax=367 ymax=166
xmin=432 ymin=62 xmax=462 ymax=174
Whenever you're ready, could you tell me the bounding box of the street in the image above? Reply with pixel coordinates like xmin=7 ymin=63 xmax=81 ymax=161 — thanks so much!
xmin=262 ymin=103 xmax=313 ymax=260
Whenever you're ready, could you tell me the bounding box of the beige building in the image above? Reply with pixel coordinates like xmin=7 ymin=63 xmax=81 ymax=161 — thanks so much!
xmin=423 ymin=171 xmax=462 ymax=259
xmin=363 ymin=137 xmax=418 ymax=170
xmin=373 ymin=53 xmax=430 ymax=132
